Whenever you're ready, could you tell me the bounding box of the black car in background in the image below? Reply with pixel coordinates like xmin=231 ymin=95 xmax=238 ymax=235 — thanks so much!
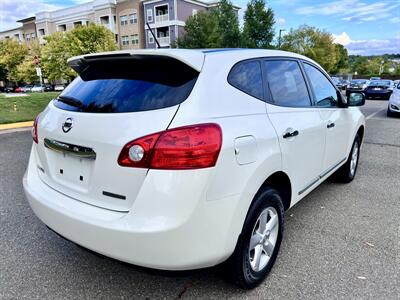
xmin=44 ymin=84 xmax=54 ymax=92
xmin=346 ymin=79 xmax=369 ymax=96
xmin=364 ymin=80 xmax=393 ymax=100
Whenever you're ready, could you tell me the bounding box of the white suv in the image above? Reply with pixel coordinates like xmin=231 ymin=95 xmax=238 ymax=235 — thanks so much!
xmin=23 ymin=49 xmax=365 ymax=289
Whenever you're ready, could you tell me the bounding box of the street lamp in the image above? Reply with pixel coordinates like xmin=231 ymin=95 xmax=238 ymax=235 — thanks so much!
xmin=278 ymin=29 xmax=286 ymax=48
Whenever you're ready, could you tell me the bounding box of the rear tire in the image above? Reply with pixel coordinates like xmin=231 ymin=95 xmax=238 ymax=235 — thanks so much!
xmin=335 ymin=135 xmax=361 ymax=183
xmin=226 ymin=188 xmax=284 ymax=289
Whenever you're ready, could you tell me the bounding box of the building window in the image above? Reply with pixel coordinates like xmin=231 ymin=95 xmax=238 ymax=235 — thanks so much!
xmin=30 ymin=32 xmax=36 ymax=40
xmin=146 ymin=9 xmax=153 ymax=22
xmin=38 ymin=29 xmax=45 ymax=36
xmin=192 ymin=9 xmax=198 ymax=16
xmin=131 ymin=34 xmax=139 ymax=45
xmin=100 ymin=16 xmax=110 ymax=25
xmin=58 ymin=24 xmax=66 ymax=31
xmin=74 ymin=21 xmax=82 ymax=27
xmin=121 ymin=35 xmax=129 ymax=46
xmin=120 ymin=15 xmax=128 ymax=26
xmin=148 ymin=31 xmax=154 ymax=44
xmin=130 ymin=12 xmax=137 ymax=24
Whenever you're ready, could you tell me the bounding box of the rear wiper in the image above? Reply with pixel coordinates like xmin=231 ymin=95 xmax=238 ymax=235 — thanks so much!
xmin=57 ymin=95 xmax=83 ymax=109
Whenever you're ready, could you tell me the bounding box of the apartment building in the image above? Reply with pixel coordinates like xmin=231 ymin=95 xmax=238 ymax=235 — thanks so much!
xmin=0 ymin=0 xmax=236 ymax=49
xmin=142 ymin=0 xmax=238 ymax=48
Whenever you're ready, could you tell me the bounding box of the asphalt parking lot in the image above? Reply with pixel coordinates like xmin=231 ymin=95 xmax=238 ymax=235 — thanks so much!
xmin=0 ymin=100 xmax=399 ymax=299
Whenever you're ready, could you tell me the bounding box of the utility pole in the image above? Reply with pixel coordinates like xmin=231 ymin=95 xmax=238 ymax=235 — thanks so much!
xmin=34 ymin=56 xmax=43 ymax=92
xmin=278 ymin=29 xmax=286 ymax=49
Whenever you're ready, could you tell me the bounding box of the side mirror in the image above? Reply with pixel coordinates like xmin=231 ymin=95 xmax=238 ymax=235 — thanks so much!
xmin=337 ymin=90 xmax=348 ymax=107
xmin=348 ymin=92 xmax=365 ymax=106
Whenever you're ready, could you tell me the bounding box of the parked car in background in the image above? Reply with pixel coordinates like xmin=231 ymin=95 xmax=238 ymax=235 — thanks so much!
xmin=4 ymin=86 xmax=14 ymax=93
xmin=370 ymin=77 xmax=381 ymax=81
xmin=31 ymin=84 xmax=45 ymax=92
xmin=364 ymin=80 xmax=393 ymax=100
xmin=21 ymin=85 xmax=33 ymax=92
xmin=15 ymin=87 xmax=23 ymax=93
xmin=346 ymin=79 xmax=369 ymax=96
xmin=44 ymin=84 xmax=54 ymax=92
xmin=54 ymin=84 xmax=65 ymax=91
xmin=24 ymin=49 xmax=366 ymax=289
xmin=332 ymin=77 xmax=348 ymax=91
xmin=388 ymin=83 xmax=400 ymax=117
xmin=394 ymin=80 xmax=399 ymax=88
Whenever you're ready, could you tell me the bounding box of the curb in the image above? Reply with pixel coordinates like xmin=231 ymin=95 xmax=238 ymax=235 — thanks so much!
xmin=0 ymin=121 xmax=33 ymax=131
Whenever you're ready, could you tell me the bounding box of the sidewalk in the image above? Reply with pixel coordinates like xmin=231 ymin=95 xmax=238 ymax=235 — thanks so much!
xmin=0 ymin=121 xmax=33 ymax=131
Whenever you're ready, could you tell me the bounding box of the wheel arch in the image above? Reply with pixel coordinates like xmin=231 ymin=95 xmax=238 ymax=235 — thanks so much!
xmin=357 ymin=125 xmax=365 ymax=144
xmin=254 ymin=171 xmax=292 ymax=211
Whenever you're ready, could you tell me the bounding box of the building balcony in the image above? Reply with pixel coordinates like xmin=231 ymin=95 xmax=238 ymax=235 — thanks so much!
xmin=157 ymin=36 xmax=170 ymax=45
xmin=155 ymin=14 xmax=169 ymax=23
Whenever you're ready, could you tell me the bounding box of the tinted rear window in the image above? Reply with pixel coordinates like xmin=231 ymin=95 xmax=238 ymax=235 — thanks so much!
xmin=54 ymin=56 xmax=199 ymax=113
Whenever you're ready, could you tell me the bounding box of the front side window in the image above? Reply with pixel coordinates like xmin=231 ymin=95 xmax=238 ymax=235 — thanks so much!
xmin=303 ymin=63 xmax=338 ymax=107
xmin=228 ymin=60 xmax=263 ymax=100
xmin=264 ymin=60 xmax=311 ymax=107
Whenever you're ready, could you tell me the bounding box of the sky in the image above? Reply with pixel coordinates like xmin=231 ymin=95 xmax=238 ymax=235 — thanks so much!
xmin=0 ymin=0 xmax=399 ymax=55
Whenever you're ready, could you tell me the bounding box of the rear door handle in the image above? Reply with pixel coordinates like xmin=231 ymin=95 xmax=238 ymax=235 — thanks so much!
xmin=327 ymin=122 xmax=335 ymax=129
xmin=283 ymin=129 xmax=299 ymax=139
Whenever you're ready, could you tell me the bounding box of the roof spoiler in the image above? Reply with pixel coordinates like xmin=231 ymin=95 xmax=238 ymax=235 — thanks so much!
xmin=67 ymin=50 xmax=205 ymax=74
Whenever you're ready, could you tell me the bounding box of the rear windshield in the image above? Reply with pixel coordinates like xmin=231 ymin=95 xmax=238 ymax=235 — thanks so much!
xmin=54 ymin=56 xmax=199 ymax=113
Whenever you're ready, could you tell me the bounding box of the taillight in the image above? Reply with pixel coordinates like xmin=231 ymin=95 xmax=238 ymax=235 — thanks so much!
xmin=32 ymin=115 xmax=39 ymax=143
xmin=118 ymin=123 xmax=222 ymax=170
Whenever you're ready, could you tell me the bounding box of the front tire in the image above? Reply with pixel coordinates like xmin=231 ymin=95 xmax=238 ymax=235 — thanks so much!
xmin=335 ymin=135 xmax=361 ymax=183
xmin=226 ymin=188 xmax=284 ymax=289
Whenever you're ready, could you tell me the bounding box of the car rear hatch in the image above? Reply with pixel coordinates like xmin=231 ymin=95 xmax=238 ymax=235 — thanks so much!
xmin=34 ymin=51 xmax=203 ymax=212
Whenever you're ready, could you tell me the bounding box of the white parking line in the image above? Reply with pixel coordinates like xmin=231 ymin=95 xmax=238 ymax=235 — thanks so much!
xmin=366 ymin=108 xmax=386 ymax=120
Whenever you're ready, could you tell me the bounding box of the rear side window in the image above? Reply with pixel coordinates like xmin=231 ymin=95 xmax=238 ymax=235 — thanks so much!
xmin=228 ymin=60 xmax=263 ymax=100
xmin=263 ymin=60 xmax=311 ymax=107
xmin=303 ymin=63 xmax=338 ymax=107
xmin=54 ymin=56 xmax=199 ymax=113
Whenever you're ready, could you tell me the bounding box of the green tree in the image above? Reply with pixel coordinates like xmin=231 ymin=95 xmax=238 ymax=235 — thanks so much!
xmin=332 ymin=44 xmax=349 ymax=74
xmin=213 ymin=0 xmax=241 ymax=48
xmin=242 ymin=0 xmax=275 ymax=48
xmin=176 ymin=11 xmax=222 ymax=48
xmin=281 ymin=25 xmax=338 ymax=73
xmin=0 ymin=39 xmax=29 ymax=83
xmin=15 ymin=56 xmax=38 ymax=83
xmin=41 ymin=32 xmax=75 ymax=82
xmin=66 ymin=22 xmax=117 ymax=56
xmin=41 ymin=23 xmax=117 ymax=82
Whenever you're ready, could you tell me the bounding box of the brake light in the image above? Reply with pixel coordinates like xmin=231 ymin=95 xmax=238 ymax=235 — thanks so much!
xmin=118 ymin=123 xmax=222 ymax=170
xmin=32 ymin=115 xmax=39 ymax=143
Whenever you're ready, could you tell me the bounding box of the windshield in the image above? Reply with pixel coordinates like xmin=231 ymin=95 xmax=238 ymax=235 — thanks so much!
xmin=351 ymin=80 xmax=367 ymax=84
xmin=369 ymin=81 xmax=390 ymax=86
xmin=54 ymin=57 xmax=199 ymax=113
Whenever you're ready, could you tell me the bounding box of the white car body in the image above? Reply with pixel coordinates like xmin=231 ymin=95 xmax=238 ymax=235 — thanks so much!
xmin=23 ymin=49 xmax=365 ymax=273
xmin=54 ymin=85 xmax=65 ymax=91
xmin=388 ymin=84 xmax=400 ymax=115
xmin=31 ymin=85 xmax=44 ymax=92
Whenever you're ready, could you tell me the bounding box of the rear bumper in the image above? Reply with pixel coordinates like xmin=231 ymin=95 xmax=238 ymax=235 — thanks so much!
xmin=365 ymin=91 xmax=392 ymax=99
xmin=23 ymin=147 xmax=242 ymax=270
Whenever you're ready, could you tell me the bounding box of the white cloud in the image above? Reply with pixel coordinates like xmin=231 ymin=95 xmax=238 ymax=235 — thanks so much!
xmin=333 ymin=32 xmax=400 ymax=55
xmin=389 ymin=17 xmax=400 ymax=24
xmin=333 ymin=32 xmax=352 ymax=46
xmin=0 ymin=0 xmax=81 ymax=31
xmin=276 ymin=17 xmax=286 ymax=26
xmin=295 ymin=0 xmax=400 ymax=24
